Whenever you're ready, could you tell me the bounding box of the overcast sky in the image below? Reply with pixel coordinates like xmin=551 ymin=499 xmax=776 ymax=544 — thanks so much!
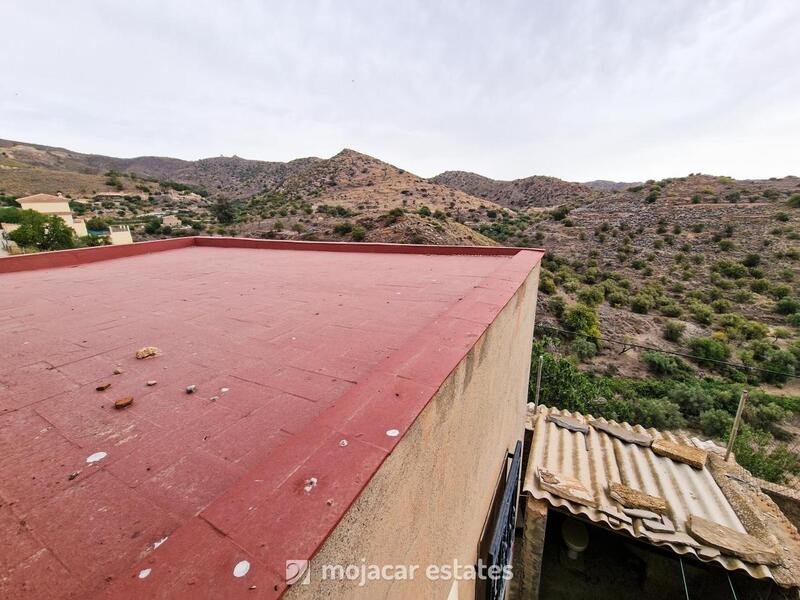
xmin=2 ymin=1 xmax=799 ymax=182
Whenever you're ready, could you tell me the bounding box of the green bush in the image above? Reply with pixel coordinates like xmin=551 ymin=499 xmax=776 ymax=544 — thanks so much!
xmin=607 ymin=291 xmax=627 ymax=307
xmin=710 ymin=299 xmax=731 ymax=314
xmin=539 ymin=274 xmax=556 ymax=294
xmin=770 ymin=284 xmax=792 ymax=299
xmin=688 ymin=301 xmax=713 ymax=325
xmin=562 ymin=303 xmax=601 ymax=340
xmin=417 ymin=206 xmax=432 ymax=217
xmin=718 ymin=239 xmax=735 ymax=251
xmin=577 ymin=285 xmax=604 ymax=307
xmin=761 ymin=350 xmax=796 ymax=384
xmin=775 ymin=296 xmax=800 ymax=315
xmin=629 ymin=397 xmax=685 ymax=429
xmin=630 ymin=293 xmax=655 ymax=314
xmin=572 ymin=338 xmax=598 ymax=362
xmin=548 ymin=295 xmax=566 ymax=318
xmin=351 ymin=225 xmax=367 ymax=241
xmin=86 ymin=216 xmax=108 ymax=230
xmin=742 ymin=253 xmax=761 ymax=267
xmin=659 ymin=302 xmax=682 ymax=318
xmin=333 ymin=221 xmax=353 ymax=235
xmin=663 ymin=320 xmax=685 ymax=343
xmin=667 ymin=382 xmax=715 ymax=421
xmin=688 ymin=337 xmax=731 ymax=369
xmin=699 ymin=409 xmax=733 ymax=439
xmin=733 ymin=426 xmax=800 ymax=483
xmin=642 ymin=351 xmax=693 ymax=378
xmin=715 ymin=259 xmax=748 ymax=279
xmin=0 ymin=206 xmax=22 ymax=223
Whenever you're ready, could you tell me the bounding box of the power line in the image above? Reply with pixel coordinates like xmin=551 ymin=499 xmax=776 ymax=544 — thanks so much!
xmin=534 ymin=323 xmax=800 ymax=380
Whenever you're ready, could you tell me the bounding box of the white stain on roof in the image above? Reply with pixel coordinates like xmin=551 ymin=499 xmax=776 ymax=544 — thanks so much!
xmin=233 ymin=560 xmax=250 ymax=578
xmin=386 ymin=429 xmax=400 ymax=437
xmin=86 ymin=451 xmax=107 ymax=463
xmin=138 ymin=568 xmax=152 ymax=579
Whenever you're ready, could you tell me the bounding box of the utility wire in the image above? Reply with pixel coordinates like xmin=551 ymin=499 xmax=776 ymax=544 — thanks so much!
xmin=535 ymin=323 xmax=800 ymax=380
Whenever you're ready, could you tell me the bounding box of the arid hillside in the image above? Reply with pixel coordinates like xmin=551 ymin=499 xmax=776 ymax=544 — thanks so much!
xmin=0 ymin=139 xmax=319 ymax=199
xmin=431 ymin=170 xmax=597 ymax=209
xmin=1 ymin=138 xmax=799 ymax=482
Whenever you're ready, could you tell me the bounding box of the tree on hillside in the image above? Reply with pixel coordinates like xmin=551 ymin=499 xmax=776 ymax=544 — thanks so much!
xmin=43 ymin=215 xmax=77 ymax=250
xmin=9 ymin=211 xmax=76 ymax=251
xmin=86 ymin=216 xmax=109 ymax=230
xmin=0 ymin=206 xmax=23 ymax=223
xmin=212 ymin=197 xmax=235 ymax=224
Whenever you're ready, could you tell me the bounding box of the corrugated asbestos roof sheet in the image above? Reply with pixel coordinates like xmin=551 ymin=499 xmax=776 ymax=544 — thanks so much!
xmin=523 ymin=405 xmax=775 ymax=582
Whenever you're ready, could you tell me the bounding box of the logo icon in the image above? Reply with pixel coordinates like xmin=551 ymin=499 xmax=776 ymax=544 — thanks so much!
xmin=286 ymin=560 xmax=310 ymax=585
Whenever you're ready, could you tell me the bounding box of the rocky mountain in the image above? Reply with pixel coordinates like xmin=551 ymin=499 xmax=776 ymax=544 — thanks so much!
xmin=0 ymin=139 xmax=320 ymax=199
xmin=582 ymin=180 xmax=637 ymax=191
xmin=430 ymin=170 xmax=597 ymax=209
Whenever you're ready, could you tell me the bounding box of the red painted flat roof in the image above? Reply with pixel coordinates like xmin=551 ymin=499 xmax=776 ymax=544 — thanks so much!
xmin=0 ymin=238 xmax=542 ymax=599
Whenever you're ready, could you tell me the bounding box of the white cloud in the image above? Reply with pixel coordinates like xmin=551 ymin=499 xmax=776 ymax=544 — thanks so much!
xmin=2 ymin=0 xmax=798 ymax=181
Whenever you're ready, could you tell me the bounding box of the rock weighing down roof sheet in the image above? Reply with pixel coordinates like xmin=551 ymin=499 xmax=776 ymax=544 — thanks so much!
xmin=0 ymin=238 xmax=543 ymax=599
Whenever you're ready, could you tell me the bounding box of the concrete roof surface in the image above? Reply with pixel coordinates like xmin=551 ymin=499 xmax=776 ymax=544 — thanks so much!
xmin=524 ymin=405 xmax=800 ymax=588
xmin=0 ymin=238 xmax=542 ymax=599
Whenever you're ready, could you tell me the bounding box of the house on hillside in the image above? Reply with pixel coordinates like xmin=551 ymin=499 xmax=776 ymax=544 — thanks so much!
xmin=162 ymin=214 xmax=181 ymax=227
xmin=108 ymin=224 xmax=133 ymax=245
xmin=17 ymin=193 xmax=87 ymax=236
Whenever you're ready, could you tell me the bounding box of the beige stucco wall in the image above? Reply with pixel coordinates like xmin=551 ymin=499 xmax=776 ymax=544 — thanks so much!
xmin=285 ymin=264 xmax=540 ymax=599
xmin=73 ymin=220 xmax=88 ymax=237
xmin=109 ymin=227 xmax=133 ymax=245
xmin=18 ymin=200 xmax=72 ymax=215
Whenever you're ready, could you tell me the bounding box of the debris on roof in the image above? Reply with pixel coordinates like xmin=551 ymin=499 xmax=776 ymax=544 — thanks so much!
xmin=546 ymin=413 xmax=589 ymax=449
xmin=545 ymin=414 xmax=588 ymax=434
xmin=642 ymin=516 xmax=675 ymax=533
xmin=687 ymin=515 xmax=782 ymax=566
xmin=623 ymin=507 xmax=661 ymax=520
xmin=135 ymin=346 xmax=159 ymax=359
xmin=652 ymin=438 xmax=708 ymax=469
xmin=589 ymin=419 xmax=653 ymax=447
xmin=609 ymin=482 xmax=667 ymax=513
xmin=524 ymin=405 xmax=800 ymax=588
xmin=538 ymin=468 xmax=596 ymax=507
xmin=113 ymin=396 xmax=134 ymax=409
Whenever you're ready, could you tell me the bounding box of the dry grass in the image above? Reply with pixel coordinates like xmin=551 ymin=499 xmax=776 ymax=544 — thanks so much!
xmin=0 ymin=164 xmax=138 ymax=197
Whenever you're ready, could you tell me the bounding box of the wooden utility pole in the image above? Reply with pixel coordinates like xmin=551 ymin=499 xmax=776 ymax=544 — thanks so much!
xmin=725 ymin=390 xmax=748 ymax=462
xmin=533 ymin=355 xmax=544 ymax=409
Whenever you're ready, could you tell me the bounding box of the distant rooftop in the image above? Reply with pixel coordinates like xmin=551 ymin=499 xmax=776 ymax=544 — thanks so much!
xmin=16 ymin=193 xmax=68 ymax=203
xmin=0 ymin=237 xmax=543 ymax=598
